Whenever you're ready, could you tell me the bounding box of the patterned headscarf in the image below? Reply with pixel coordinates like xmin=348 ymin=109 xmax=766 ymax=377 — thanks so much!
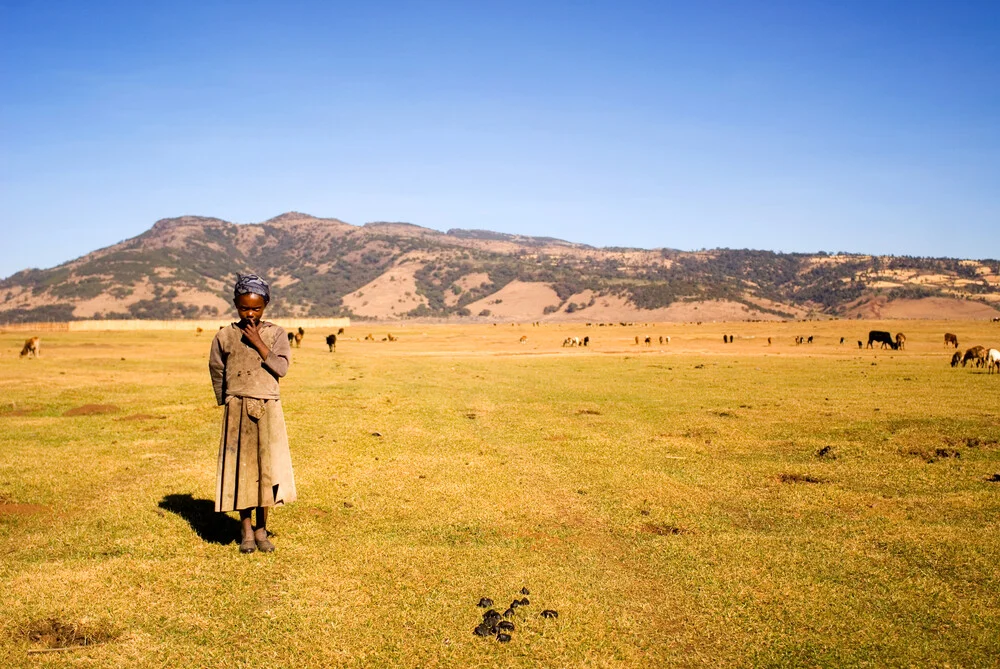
xmin=233 ymin=274 xmax=270 ymax=304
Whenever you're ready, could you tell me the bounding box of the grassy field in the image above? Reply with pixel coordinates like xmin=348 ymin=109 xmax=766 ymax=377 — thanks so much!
xmin=2 ymin=320 xmax=999 ymax=667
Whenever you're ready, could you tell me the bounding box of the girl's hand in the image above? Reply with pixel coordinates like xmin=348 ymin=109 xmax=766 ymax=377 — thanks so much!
xmin=239 ymin=320 xmax=271 ymax=360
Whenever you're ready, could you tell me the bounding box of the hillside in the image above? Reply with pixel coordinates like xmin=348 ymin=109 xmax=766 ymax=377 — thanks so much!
xmin=2 ymin=212 xmax=999 ymax=323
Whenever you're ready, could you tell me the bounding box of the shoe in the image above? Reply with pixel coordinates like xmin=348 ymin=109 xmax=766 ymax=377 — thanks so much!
xmin=255 ymin=536 xmax=275 ymax=553
xmin=239 ymin=536 xmax=257 ymax=554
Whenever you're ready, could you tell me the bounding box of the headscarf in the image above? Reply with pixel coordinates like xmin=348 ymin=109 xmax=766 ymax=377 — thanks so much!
xmin=233 ymin=273 xmax=270 ymax=304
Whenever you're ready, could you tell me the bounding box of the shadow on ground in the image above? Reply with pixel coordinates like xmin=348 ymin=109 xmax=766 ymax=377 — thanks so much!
xmin=158 ymin=494 xmax=239 ymax=545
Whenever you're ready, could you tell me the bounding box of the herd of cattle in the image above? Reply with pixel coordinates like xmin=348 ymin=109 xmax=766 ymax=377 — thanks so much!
xmin=12 ymin=326 xmax=1000 ymax=373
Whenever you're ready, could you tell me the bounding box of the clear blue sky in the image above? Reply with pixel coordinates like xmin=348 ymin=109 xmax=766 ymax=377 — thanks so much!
xmin=2 ymin=0 xmax=998 ymax=279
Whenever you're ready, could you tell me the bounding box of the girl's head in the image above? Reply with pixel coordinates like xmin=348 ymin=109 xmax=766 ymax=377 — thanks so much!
xmin=233 ymin=274 xmax=269 ymax=324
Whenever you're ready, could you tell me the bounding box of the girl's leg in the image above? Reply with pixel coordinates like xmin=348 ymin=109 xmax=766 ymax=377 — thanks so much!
xmin=254 ymin=507 xmax=275 ymax=552
xmin=239 ymin=509 xmax=256 ymax=553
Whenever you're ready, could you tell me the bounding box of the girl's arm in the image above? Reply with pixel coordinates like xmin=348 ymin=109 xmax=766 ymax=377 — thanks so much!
xmin=208 ymin=333 xmax=227 ymax=405
xmin=242 ymin=323 xmax=291 ymax=378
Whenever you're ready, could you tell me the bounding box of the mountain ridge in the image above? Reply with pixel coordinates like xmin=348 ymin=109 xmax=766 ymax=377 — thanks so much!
xmin=2 ymin=213 xmax=999 ymax=323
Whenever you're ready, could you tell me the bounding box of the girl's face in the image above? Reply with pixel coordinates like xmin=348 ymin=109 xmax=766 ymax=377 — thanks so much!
xmin=234 ymin=293 xmax=267 ymax=325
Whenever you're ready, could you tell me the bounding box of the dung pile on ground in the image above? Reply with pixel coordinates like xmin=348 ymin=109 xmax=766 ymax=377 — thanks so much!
xmin=473 ymin=587 xmax=558 ymax=643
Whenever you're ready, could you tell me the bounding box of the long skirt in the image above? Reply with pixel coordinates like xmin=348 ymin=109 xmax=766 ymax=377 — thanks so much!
xmin=215 ymin=396 xmax=297 ymax=512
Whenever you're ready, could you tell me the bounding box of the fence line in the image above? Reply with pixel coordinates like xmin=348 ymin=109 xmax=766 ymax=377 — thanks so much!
xmin=1 ymin=317 xmax=351 ymax=333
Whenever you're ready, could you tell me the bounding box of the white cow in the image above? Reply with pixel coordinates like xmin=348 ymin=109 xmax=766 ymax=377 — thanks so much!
xmin=987 ymin=348 xmax=1000 ymax=374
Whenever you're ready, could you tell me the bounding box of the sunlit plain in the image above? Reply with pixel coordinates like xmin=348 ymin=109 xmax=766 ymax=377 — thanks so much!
xmin=2 ymin=320 xmax=999 ymax=667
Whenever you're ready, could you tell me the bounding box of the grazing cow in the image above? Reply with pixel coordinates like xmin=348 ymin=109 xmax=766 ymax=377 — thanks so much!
xmin=293 ymin=327 xmax=305 ymax=348
xmin=895 ymin=333 xmax=906 ymax=350
xmin=867 ymin=330 xmax=897 ymax=349
xmin=364 ymin=333 xmax=374 ymax=341
xmin=723 ymin=334 xmax=728 ymax=343
xmin=19 ymin=337 xmax=40 ymax=358
xmin=987 ymin=348 xmax=1000 ymax=373
xmin=196 ymin=327 xmax=204 ymax=335
xmin=962 ymin=346 xmax=986 ymax=367
xmin=644 ymin=336 xmax=651 ymax=346
xmin=387 ymin=333 xmax=398 ymax=342
xmin=519 ymin=335 xmax=527 ymax=344
xmin=950 ymin=351 xmax=962 ymax=367
xmin=659 ymin=336 xmax=664 ymax=345
xmin=583 ymin=336 xmax=589 ymax=347
xmin=562 ymin=337 xmax=580 ymax=347
xmin=767 ymin=337 xmax=772 ymax=346
xmin=807 ymin=336 xmax=814 ymax=344
xmin=839 ymin=337 xmax=844 ymax=344
xmin=993 ymin=317 xmax=1000 ymax=323
xmin=857 ymin=340 xmax=863 ymax=349
xmin=944 ymin=333 xmax=959 ymax=348
xmin=326 ymin=334 xmax=337 ymax=352
xmin=287 ymin=332 xmax=295 ymax=344
xmin=337 ymin=328 xmax=345 ymax=335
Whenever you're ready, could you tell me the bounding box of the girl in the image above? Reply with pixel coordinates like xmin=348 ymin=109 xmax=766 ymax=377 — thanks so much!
xmin=209 ymin=274 xmax=297 ymax=553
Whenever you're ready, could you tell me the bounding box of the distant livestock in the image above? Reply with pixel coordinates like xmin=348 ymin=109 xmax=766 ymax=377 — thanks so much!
xmin=944 ymin=333 xmax=959 ymax=348
xmin=583 ymin=336 xmax=589 ymax=347
xmin=326 ymin=334 xmax=337 ymax=352
xmin=895 ymin=333 xmax=906 ymax=350
xmin=19 ymin=337 xmax=40 ymax=358
xmin=288 ymin=327 xmax=305 ymax=347
xmin=962 ymin=346 xmax=986 ymax=368
xmin=987 ymin=348 xmax=1000 ymax=374
xmin=950 ymin=351 xmax=962 ymax=367
xmin=519 ymin=335 xmax=527 ymax=344
xmin=867 ymin=330 xmax=897 ymax=350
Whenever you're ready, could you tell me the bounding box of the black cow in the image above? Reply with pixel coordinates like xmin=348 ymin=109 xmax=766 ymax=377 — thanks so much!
xmin=867 ymin=330 xmax=897 ymax=350
xmin=326 ymin=334 xmax=337 ymax=352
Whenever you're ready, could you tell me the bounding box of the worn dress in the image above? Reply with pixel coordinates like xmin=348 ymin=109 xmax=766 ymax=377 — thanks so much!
xmin=209 ymin=322 xmax=297 ymax=512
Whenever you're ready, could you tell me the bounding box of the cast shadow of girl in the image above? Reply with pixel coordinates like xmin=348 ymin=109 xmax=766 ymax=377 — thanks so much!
xmin=158 ymin=493 xmax=241 ymax=545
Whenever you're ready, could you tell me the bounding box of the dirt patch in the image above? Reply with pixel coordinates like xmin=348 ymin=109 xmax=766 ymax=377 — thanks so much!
xmin=642 ymin=522 xmax=690 ymax=536
xmin=778 ymin=473 xmax=825 ymax=484
xmin=63 ymin=404 xmax=120 ymax=417
xmin=22 ymin=617 xmax=119 ymax=651
xmin=115 ymin=414 xmax=166 ymax=421
xmin=0 ymin=501 xmax=50 ymax=516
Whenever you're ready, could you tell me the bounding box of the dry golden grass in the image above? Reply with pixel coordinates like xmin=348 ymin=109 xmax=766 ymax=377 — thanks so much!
xmin=1 ymin=319 xmax=999 ymax=667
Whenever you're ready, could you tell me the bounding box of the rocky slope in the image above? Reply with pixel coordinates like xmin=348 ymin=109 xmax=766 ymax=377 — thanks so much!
xmin=2 ymin=212 xmax=999 ymax=323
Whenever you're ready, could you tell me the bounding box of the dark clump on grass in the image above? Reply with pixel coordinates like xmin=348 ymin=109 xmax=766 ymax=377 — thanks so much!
xmin=961 ymin=436 xmax=999 ymax=448
xmin=816 ymin=445 xmax=836 ymax=459
xmin=907 ymin=447 xmax=962 ymax=463
xmin=778 ymin=473 xmax=825 ymax=484
xmin=23 ymin=617 xmax=119 ymax=651
xmin=985 ymin=474 xmax=1000 ymax=482
xmin=577 ymin=408 xmax=601 ymax=415
xmin=62 ymin=404 xmax=120 ymax=417
xmin=642 ymin=522 xmax=689 ymax=536
xmin=158 ymin=494 xmax=240 ymax=545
